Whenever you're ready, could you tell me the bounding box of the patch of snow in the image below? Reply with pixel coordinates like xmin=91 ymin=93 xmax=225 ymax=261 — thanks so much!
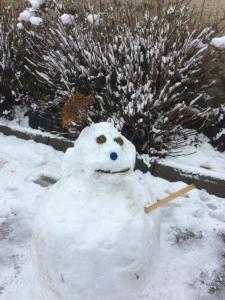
xmin=13 ymin=106 xmax=30 ymax=127
xmin=18 ymin=10 xmax=33 ymax=22
xmin=29 ymin=0 xmax=44 ymax=10
xmin=162 ymin=136 xmax=225 ymax=180
xmin=87 ymin=14 xmax=100 ymax=25
xmin=2 ymin=110 xmax=10 ymax=116
xmin=35 ymin=71 xmax=51 ymax=83
xmin=0 ymin=118 xmax=68 ymax=140
xmin=17 ymin=22 xmax=24 ymax=30
xmin=30 ymin=16 xmax=43 ymax=26
xmin=137 ymin=154 xmax=154 ymax=168
xmin=216 ymin=128 xmax=225 ymax=140
xmin=211 ymin=36 xmax=225 ymax=49
xmin=57 ymin=4 xmax=64 ymax=11
xmin=161 ymin=160 xmax=225 ymax=181
xmin=60 ymin=13 xmax=74 ymax=25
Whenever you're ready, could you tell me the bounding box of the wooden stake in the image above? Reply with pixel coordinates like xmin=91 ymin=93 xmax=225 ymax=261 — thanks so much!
xmin=144 ymin=184 xmax=196 ymax=214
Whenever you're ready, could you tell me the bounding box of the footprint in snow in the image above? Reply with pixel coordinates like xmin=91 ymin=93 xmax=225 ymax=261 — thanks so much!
xmin=208 ymin=211 xmax=225 ymax=223
xmin=199 ymin=191 xmax=210 ymax=203
xmin=0 ymin=160 xmax=8 ymax=169
xmin=207 ymin=203 xmax=218 ymax=211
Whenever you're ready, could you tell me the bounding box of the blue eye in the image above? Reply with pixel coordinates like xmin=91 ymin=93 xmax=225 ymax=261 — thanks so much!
xmin=110 ymin=152 xmax=118 ymax=161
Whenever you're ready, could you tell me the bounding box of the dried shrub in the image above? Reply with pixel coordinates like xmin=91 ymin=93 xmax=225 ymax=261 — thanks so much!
xmin=200 ymin=46 xmax=225 ymax=152
xmin=0 ymin=0 xmax=223 ymax=156
xmin=221 ymin=233 xmax=225 ymax=244
xmin=62 ymin=92 xmax=94 ymax=129
xmin=174 ymin=228 xmax=203 ymax=244
xmin=24 ymin=0 xmax=219 ymax=156
xmin=208 ymin=269 xmax=225 ymax=295
xmin=0 ymin=0 xmax=27 ymax=117
xmin=199 ymin=268 xmax=225 ymax=295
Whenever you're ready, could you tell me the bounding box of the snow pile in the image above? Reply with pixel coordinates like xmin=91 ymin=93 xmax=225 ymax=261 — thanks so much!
xmin=60 ymin=14 xmax=74 ymax=25
xmin=211 ymin=36 xmax=225 ymax=49
xmin=33 ymin=123 xmax=160 ymax=300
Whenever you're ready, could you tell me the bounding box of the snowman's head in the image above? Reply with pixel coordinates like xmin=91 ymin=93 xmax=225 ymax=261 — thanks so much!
xmin=62 ymin=122 xmax=136 ymax=181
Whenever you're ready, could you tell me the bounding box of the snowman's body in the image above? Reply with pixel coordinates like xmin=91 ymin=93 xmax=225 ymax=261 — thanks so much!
xmin=32 ymin=122 xmax=160 ymax=300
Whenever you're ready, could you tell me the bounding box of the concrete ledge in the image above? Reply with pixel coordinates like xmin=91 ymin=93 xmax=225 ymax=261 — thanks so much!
xmin=152 ymin=162 xmax=225 ymax=199
xmin=0 ymin=124 xmax=225 ymax=198
xmin=0 ymin=124 xmax=74 ymax=151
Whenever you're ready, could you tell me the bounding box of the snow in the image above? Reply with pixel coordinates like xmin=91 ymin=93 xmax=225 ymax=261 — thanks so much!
xmin=211 ymin=36 xmax=225 ymax=49
xmin=18 ymin=10 xmax=33 ymax=22
xmin=17 ymin=22 xmax=24 ymax=30
xmin=60 ymin=14 xmax=74 ymax=25
xmin=18 ymin=2 xmax=43 ymax=26
xmin=86 ymin=14 xmax=100 ymax=25
xmin=62 ymin=122 xmax=136 ymax=177
xmin=0 ymin=127 xmax=225 ymax=299
xmin=29 ymin=0 xmax=44 ymax=10
xmin=0 ymin=133 xmax=63 ymax=300
xmin=18 ymin=10 xmax=42 ymax=27
xmin=0 ymin=118 xmax=69 ymax=140
xmin=162 ymin=135 xmax=225 ymax=180
xmin=30 ymin=16 xmax=43 ymax=26
xmin=216 ymin=129 xmax=225 ymax=140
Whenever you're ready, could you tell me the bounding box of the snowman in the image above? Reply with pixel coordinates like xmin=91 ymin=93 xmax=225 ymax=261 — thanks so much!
xmin=32 ymin=122 xmax=160 ymax=300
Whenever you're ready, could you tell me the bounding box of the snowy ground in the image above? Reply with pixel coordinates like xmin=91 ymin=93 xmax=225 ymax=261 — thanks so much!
xmin=161 ymin=135 xmax=225 ymax=181
xmin=0 ymin=133 xmax=225 ymax=300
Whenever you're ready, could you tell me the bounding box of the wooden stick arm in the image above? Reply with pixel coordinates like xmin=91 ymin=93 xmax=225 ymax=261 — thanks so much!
xmin=144 ymin=184 xmax=196 ymax=213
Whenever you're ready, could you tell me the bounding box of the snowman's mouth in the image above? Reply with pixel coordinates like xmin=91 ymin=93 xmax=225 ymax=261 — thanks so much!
xmin=96 ymin=168 xmax=130 ymax=174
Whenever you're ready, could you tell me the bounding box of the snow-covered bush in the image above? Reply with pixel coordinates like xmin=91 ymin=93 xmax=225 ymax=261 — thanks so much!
xmin=0 ymin=1 xmax=27 ymax=118
xmin=25 ymin=1 xmax=217 ymax=156
xmin=204 ymin=104 xmax=225 ymax=152
xmin=200 ymin=40 xmax=225 ymax=151
xmin=17 ymin=0 xmax=56 ymax=27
